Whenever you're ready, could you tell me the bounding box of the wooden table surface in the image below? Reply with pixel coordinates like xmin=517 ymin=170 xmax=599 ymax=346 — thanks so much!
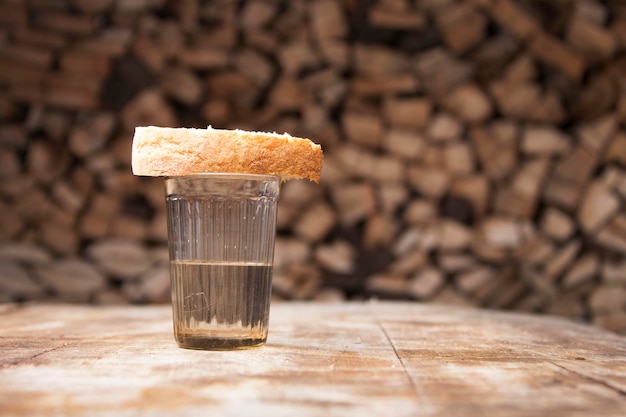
xmin=1 ymin=301 xmax=625 ymax=417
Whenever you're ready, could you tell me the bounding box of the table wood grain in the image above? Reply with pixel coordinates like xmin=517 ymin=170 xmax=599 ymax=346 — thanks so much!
xmin=1 ymin=301 xmax=625 ymax=416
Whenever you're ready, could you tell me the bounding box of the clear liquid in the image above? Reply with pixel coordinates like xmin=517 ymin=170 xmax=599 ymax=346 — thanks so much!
xmin=170 ymin=260 xmax=272 ymax=350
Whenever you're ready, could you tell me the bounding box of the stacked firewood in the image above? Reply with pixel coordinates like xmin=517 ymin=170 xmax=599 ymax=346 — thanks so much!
xmin=1 ymin=0 xmax=626 ymax=333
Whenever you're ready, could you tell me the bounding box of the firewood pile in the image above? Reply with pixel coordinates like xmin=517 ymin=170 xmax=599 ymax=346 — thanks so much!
xmin=1 ymin=0 xmax=626 ymax=333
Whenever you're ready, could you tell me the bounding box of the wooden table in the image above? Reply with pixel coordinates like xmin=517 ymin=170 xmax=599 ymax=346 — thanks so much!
xmin=1 ymin=301 xmax=625 ymax=416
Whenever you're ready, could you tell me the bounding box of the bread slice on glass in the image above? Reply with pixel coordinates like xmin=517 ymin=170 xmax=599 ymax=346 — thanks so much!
xmin=132 ymin=126 xmax=323 ymax=182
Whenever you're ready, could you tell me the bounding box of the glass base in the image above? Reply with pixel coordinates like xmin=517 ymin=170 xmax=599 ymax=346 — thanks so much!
xmin=174 ymin=331 xmax=267 ymax=350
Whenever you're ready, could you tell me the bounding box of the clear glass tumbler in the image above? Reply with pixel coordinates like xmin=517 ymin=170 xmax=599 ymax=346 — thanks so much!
xmin=165 ymin=173 xmax=280 ymax=350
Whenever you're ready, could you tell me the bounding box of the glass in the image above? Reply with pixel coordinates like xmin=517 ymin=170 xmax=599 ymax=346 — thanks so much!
xmin=165 ymin=173 xmax=280 ymax=350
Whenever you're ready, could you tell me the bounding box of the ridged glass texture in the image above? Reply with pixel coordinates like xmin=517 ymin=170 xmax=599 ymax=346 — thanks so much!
xmin=165 ymin=174 xmax=279 ymax=350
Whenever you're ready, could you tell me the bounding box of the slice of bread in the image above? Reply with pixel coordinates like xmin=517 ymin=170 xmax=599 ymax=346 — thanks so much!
xmin=132 ymin=126 xmax=323 ymax=182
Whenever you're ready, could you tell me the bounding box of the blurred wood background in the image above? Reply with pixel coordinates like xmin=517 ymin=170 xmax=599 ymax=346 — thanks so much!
xmin=0 ymin=0 xmax=626 ymax=334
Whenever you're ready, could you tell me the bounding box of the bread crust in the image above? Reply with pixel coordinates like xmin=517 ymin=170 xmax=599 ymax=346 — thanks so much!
xmin=132 ymin=126 xmax=323 ymax=182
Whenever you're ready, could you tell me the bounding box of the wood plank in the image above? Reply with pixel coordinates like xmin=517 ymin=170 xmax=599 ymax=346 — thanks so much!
xmin=1 ymin=302 xmax=625 ymax=416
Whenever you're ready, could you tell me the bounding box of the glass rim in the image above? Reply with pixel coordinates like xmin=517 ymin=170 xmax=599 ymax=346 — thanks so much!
xmin=165 ymin=172 xmax=280 ymax=181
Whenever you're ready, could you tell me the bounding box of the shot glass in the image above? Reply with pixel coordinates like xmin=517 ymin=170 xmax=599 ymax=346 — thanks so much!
xmin=164 ymin=173 xmax=280 ymax=350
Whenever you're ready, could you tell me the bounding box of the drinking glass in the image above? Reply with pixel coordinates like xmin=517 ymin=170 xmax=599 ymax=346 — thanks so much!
xmin=165 ymin=173 xmax=279 ymax=350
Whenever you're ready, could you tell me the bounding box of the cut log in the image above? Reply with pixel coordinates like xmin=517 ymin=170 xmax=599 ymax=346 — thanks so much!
xmin=450 ymin=175 xmax=490 ymax=217
xmin=273 ymin=238 xmax=310 ymax=270
xmin=470 ymin=125 xmax=518 ymax=181
xmin=34 ymin=12 xmax=97 ymax=35
xmin=436 ymin=4 xmax=487 ymax=53
xmin=529 ymin=31 xmax=585 ymax=80
xmin=233 ymin=49 xmax=274 ymax=87
xmin=0 ymin=262 xmax=44 ymax=302
xmin=426 ymin=113 xmax=463 ymax=142
xmin=310 ymin=0 xmax=347 ymax=40
xmin=593 ymin=311 xmax=626 ymax=334
xmin=86 ymin=239 xmax=153 ymax=280
xmin=369 ymin=3 xmax=426 ymax=30
xmin=363 ymin=214 xmax=399 ymax=250
xmin=407 ymin=165 xmax=451 ymax=199
xmin=293 ymin=202 xmax=337 ymax=243
xmin=437 ymin=220 xmax=472 ymax=251
xmin=335 ymin=144 xmax=405 ymax=182
xmin=389 ymin=249 xmax=428 ymax=276
xmin=68 ymin=112 xmax=116 ymax=158
xmin=438 ymin=252 xmax=477 ymax=273
xmin=159 ymin=67 xmax=202 ymax=106
xmin=365 ymin=273 xmax=408 ymax=297
xmin=44 ymin=75 xmax=101 ymax=110
xmin=351 ymin=74 xmax=419 ymax=96
xmin=543 ymin=239 xmax=582 ymax=282
xmin=269 ymin=77 xmax=307 ymax=111
xmin=0 ymin=243 xmax=52 ymax=265
xmin=59 ymin=51 xmax=111 ymax=78
xmin=244 ymin=30 xmax=279 ymax=54
xmin=602 ymin=259 xmax=626 ymax=286
xmin=176 ymin=48 xmax=229 ymax=70
xmin=455 ymin=266 xmax=495 ymax=294
xmin=34 ymin=259 xmax=106 ymax=302
xmin=120 ymin=89 xmax=177 ymax=130
xmin=516 ymin=232 xmax=555 ymax=266
xmin=546 ymin=293 xmax=586 ymax=319
xmin=605 ymin=131 xmax=626 ymax=165
xmin=495 ymin=158 xmax=550 ymax=218
xmin=383 ymin=129 xmax=426 ymax=160
xmin=561 ymin=253 xmax=599 ymax=289
xmin=595 ymin=214 xmax=626 ymax=254
xmin=0 ymin=45 xmax=54 ymax=69
xmin=392 ymin=228 xmax=424 ymax=256
xmin=378 ymin=183 xmax=409 ymax=215
xmin=566 ymin=16 xmax=617 ymax=62
xmin=589 ymin=286 xmax=626 ymax=314
xmin=521 ymin=126 xmax=572 ymax=155
xmin=240 ymin=0 xmax=276 ymax=30
xmin=70 ymin=0 xmax=114 ymax=14
xmin=27 ymin=140 xmax=70 ymax=185
xmin=342 ymin=112 xmax=384 ymax=149
xmin=382 ymin=97 xmax=432 ymax=129
xmin=331 ymin=182 xmax=376 ymax=226
xmin=314 ymin=240 xmax=355 ymax=274
xmin=278 ymin=41 xmax=318 ymax=76
xmin=490 ymin=79 xmax=566 ymax=124
xmin=413 ymin=48 xmax=474 ymax=97
xmin=578 ymin=181 xmax=620 ymax=234
xmin=576 ymin=114 xmax=617 ymax=155
xmin=569 ymin=74 xmax=618 ymax=122
xmin=542 ymin=177 xmax=583 ymax=211
xmin=489 ymin=0 xmax=541 ymax=40
xmin=480 ymin=217 xmax=523 ymax=249
xmin=73 ymin=28 xmax=132 ymax=57
xmin=0 ymin=149 xmax=20 ymax=178
xmin=404 ymin=199 xmax=437 ymax=225
xmin=108 ymin=214 xmax=149 ymax=241
xmin=79 ymin=194 xmax=119 ymax=240
xmin=408 ymin=267 xmax=445 ymax=299
xmin=13 ymin=26 xmax=66 ymax=50
xmin=540 ymin=207 xmax=575 ymax=242
xmin=444 ymin=83 xmax=493 ymax=122
xmin=0 ymin=2 xmax=27 ymax=28
xmin=443 ymin=142 xmax=475 ymax=175
xmin=318 ymin=39 xmax=349 ymax=70
xmin=354 ymin=45 xmax=410 ymax=77
xmin=601 ymin=167 xmax=626 ymax=198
